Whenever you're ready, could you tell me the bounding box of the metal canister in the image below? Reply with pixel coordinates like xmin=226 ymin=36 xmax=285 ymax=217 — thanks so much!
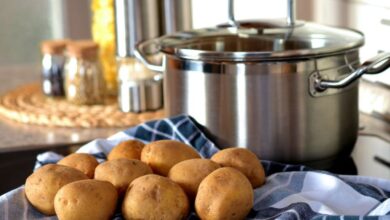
xmin=161 ymin=0 xmax=192 ymax=34
xmin=114 ymin=0 xmax=192 ymax=57
xmin=117 ymin=57 xmax=162 ymax=112
xmin=114 ymin=0 xmax=161 ymax=112
xmin=114 ymin=0 xmax=192 ymax=112
xmin=114 ymin=0 xmax=160 ymax=58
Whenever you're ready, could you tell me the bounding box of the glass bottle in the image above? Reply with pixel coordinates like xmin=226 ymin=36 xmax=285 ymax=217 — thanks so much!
xmin=91 ymin=0 xmax=117 ymax=96
xmin=41 ymin=40 xmax=67 ymax=96
xmin=64 ymin=41 xmax=105 ymax=105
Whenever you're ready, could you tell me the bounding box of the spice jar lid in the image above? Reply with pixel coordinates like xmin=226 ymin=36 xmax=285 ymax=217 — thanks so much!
xmin=67 ymin=40 xmax=99 ymax=60
xmin=41 ymin=40 xmax=68 ymax=55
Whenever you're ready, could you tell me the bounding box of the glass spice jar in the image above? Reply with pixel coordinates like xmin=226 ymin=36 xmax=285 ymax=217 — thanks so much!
xmin=41 ymin=40 xmax=67 ymax=96
xmin=64 ymin=40 xmax=105 ymax=105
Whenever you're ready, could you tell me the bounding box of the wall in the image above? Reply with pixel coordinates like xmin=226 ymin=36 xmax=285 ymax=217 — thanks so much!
xmin=0 ymin=0 xmax=91 ymax=67
xmin=298 ymin=0 xmax=390 ymax=84
xmin=192 ymin=0 xmax=288 ymax=28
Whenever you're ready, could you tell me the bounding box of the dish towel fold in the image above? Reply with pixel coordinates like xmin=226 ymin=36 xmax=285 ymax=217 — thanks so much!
xmin=0 ymin=115 xmax=389 ymax=220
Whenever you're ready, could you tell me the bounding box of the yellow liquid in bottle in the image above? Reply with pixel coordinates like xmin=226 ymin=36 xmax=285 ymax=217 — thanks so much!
xmin=91 ymin=0 xmax=117 ymax=96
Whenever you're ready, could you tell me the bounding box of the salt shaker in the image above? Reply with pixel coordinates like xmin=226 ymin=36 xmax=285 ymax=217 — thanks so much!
xmin=41 ymin=40 xmax=67 ymax=96
xmin=64 ymin=41 xmax=105 ymax=105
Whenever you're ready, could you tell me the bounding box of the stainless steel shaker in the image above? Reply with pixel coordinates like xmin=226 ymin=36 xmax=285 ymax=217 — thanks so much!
xmin=114 ymin=0 xmax=192 ymax=112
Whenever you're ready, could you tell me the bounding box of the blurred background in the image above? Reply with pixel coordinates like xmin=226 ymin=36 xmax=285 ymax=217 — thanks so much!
xmin=1 ymin=0 xmax=390 ymax=69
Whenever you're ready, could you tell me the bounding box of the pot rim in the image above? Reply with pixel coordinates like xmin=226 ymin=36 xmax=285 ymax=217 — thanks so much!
xmin=156 ymin=21 xmax=365 ymax=62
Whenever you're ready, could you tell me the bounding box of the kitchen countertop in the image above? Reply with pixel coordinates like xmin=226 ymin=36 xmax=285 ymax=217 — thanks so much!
xmin=0 ymin=65 xmax=389 ymax=154
xmin=0 ymin=65 xmax=124 ymax=153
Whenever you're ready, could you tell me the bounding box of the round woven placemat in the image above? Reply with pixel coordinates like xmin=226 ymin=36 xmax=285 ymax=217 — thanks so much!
xmin=0 ymin=83 xmax=165 ymax=128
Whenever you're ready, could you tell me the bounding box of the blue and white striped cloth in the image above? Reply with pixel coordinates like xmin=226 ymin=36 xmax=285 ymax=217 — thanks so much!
xmin=0 ymin=115 xmax=389 ymax=220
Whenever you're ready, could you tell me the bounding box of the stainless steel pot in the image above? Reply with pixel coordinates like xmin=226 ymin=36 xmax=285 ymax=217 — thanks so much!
xmin=135 ymin=0 xmax=390 ymax=165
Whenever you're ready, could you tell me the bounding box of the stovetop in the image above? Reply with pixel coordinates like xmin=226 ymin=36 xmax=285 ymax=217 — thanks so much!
xmin=306 ymin=110 xmax=390 ymax=179
xmin=351 ymin=134 xmax=390 ymax=179
xmin=326 ymin=134 xmax=390 ymax=179
xmin=360 ymin=79 xmax=390 ymax=123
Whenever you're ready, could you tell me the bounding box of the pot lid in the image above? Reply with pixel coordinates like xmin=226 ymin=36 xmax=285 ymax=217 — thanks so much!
xmin=158 ymin=20 xmax=365 ymax=61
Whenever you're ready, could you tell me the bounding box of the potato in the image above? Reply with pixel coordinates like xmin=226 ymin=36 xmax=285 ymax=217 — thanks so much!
xmin=195 ymin=167 xmax=254 ymax=220
xmin=108 ymin=139 xmax=144 ymax=161
xmin=24 ymin=164 xmax=88 ymax=215
xmin=122 ymin=174 xmax=189 ymax=220
xmin=211 ymin=148 xmax=266 ymax=188
xmin=54 ymin=179 xmax=118 ymax=220
xmin=141 ymin=140 xmax=200 ymax=176
xmin=57 ymin=153 xmax=99 ymax=178
xmin=168 ymin=159 xmax=220 ymax=200
xmin=94 ymin=158 xmax=152 ymax=197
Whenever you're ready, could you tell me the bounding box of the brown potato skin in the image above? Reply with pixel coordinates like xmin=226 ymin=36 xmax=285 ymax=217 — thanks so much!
xmin=168 ymin=159 xmax=220 ymax=200
xmin=108 ymin=139 xmax=145 ymax=161
xmin=122 ymin=174 xmax=189 ymax=220
xmin=57 ymin=153 xmax=99 ymax=178
xmin=211 ymin=148 xmax=266 ymax=188
xmin=195 ymin=167 xmax=254 ymax=220
xmin=54 ymin=179 xmax=118 ymax=220
xmin=94 ymin=158 xmax=152 ymax=197
xmin=24 ymin=164 xmax=88 ymax=215
xmin=141 ymin=140 xmax=200 ymax=176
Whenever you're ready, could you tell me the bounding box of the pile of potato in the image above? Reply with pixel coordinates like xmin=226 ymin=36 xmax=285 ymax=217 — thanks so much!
xmin=24 ymin=139 xmax=266 ymax=220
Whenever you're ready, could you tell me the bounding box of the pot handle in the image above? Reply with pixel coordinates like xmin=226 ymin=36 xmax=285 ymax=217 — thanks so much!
xmin=228 ymin=0 xmax=296 ymax=26
xmin=134 ymin=38 xmax=164 ymax=73
xmin=315 ymin=52 xmax=390 ymax=91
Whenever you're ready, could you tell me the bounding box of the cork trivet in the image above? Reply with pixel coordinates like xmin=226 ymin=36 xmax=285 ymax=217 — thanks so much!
xmin=0 ymin=83 xmax=165 ymax=128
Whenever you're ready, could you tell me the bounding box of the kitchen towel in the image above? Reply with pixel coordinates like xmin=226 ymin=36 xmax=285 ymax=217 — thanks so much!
xmin=0 ymin=115 xmax=389 ymax=220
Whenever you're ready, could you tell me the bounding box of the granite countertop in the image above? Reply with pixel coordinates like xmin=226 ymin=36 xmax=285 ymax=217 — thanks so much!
xmin=0 ymin=65 xmax=124 ymax=153
xmin=0 ymin=65 xmax=389 ymax=154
